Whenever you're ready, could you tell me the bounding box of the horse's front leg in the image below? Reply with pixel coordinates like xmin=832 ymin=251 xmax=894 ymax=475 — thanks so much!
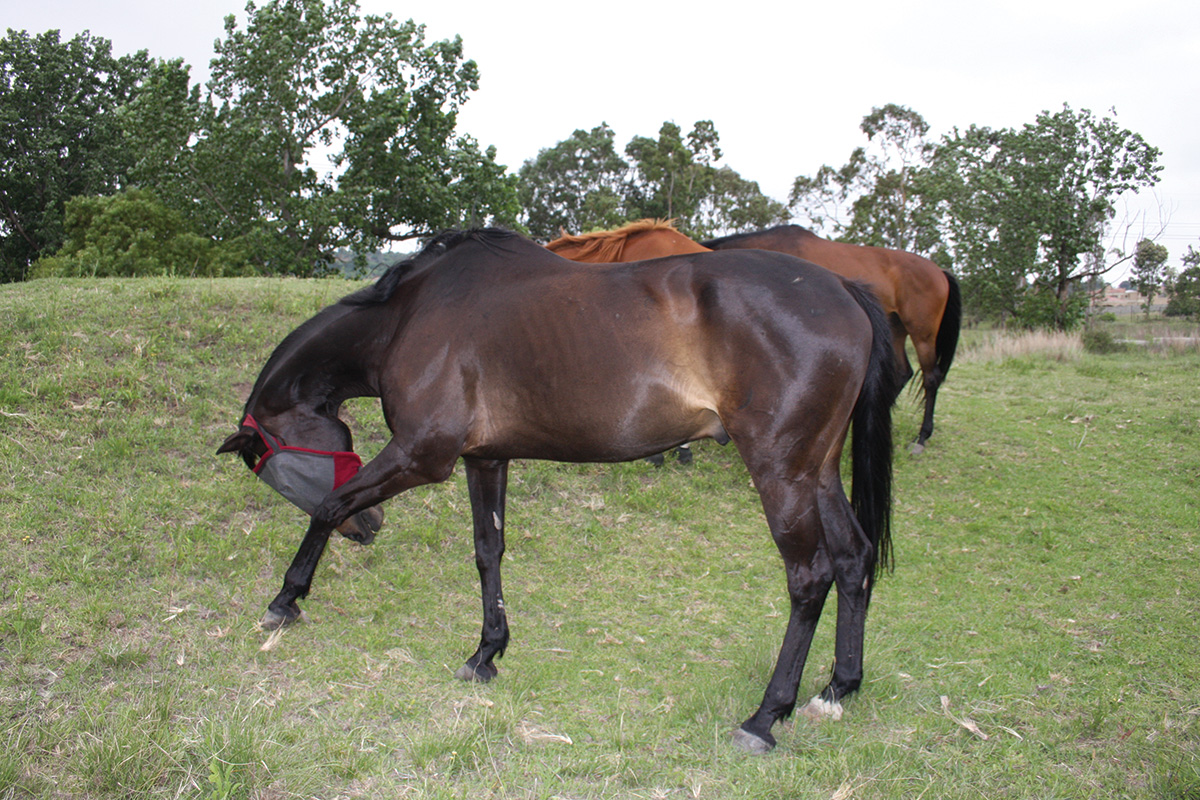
xmin=455 ymin=457 xmax=510 ymax=682
xmin=262 ymin=517 xmax=333 ymax=629
xmin=261 ymin=439 xmax=452 ymax=630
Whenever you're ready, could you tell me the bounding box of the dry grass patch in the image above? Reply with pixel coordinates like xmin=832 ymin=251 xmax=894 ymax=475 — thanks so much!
xmin=958 ymin=329 xmax=1083 ymax=363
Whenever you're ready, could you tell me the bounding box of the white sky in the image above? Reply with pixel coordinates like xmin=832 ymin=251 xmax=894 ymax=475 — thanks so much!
xmin=8 ymin=0 xmax=1200 ymax=280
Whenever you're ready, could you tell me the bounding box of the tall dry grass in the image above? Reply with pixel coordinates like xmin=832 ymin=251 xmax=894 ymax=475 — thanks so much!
xmin=958 ymin=329 xmax=1083 ymax=363
xmin=957 ymin=321 xmax=1200 ymax=362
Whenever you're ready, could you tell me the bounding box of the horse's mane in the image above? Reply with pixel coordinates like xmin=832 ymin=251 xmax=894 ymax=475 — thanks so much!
xmin=341 ymin=228 xmax=526 ymax=307
xmin=546 ymin=218 xmax=680 ymax=261
xmin=701 ymin=224 xmax=815 ymax=249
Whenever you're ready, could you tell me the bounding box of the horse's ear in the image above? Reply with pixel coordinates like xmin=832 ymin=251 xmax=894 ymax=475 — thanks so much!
xmin=216 ymin=427 xmax=255 ymax=456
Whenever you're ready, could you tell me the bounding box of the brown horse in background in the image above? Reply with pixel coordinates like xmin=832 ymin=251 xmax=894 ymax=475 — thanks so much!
xmin=549 ymin=220 xmax=960 ymax=450
xmin=704 ymin=226 xmax=961 ymax=452
xmin=219 ymin=228 xmax=900 ymax=753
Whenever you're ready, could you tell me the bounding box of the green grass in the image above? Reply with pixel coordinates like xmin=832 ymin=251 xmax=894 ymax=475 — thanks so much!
xmin=2 ymin=277 xmax=1198 ymax=798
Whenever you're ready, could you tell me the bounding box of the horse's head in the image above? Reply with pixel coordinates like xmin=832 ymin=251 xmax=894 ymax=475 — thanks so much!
xmin=218 ymin=413 xmax=383 ymax=544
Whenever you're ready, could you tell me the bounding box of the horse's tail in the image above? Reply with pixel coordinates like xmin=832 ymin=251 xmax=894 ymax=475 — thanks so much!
xmin=935 ymin=271 xmax=962 ymax=382
xmin=843 ymin=280 xmax=900 ymax=578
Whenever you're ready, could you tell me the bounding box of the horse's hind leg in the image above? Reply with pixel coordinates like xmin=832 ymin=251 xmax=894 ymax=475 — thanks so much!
xmin=801 ymin=483 xmax=876 ymax=721
xmin=911 ymin=334 xmax=944 ymax=451
xmin=456 ymin=458 xmax=511 ymax=683
xmin=733 ymin=479 xmax=834 ymax=754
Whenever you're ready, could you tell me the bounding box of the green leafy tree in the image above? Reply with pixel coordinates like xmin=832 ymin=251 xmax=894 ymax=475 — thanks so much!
xmin=1129 ymin=238 xmax=1169 ymax=317
xmin=518 ymin=120 xmax=785 ymax=240
xmin=1165 ymin=245 xmax=1200 ymax=320
xmin=0 ymin=29 xmax=152 ymax=281
xmin=789 ymin=104 xmax=939 ymax=252
xmin=137 ymin=0 xmax=516 ymax=275
xmin=30 ymin=189 xmax=246 ymax=278
xmin=929 ymin=105 xmax=1162 ymax=330
xmin=517 ymin=123 xmax=630 ymax=240
xmin=624 ymin=121 xmax=721 ymax=232
xmin=119 ymin=58 xmax=204 ymax=207
xmin=693 ymin=167 xmax=789 ymax=237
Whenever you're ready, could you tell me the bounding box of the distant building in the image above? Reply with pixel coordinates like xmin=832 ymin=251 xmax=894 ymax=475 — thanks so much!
xmin=1092 ymin=285 xmax=1142 ymax=306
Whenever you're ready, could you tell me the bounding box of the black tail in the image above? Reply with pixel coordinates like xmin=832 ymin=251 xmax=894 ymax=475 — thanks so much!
xmin=935 ymin=271 xmax=962 ymax=383
xmin=843 ymin=280 xmax=900 ymax=577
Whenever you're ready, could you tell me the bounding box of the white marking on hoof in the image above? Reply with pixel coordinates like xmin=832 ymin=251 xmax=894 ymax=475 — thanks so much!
xmin=730 ymin=728 xmax=773 ymax=754
xmin=800 ymin=695 xmax=844 ymax=722
xmin=908 ymin=442 xmax=926 ymax=456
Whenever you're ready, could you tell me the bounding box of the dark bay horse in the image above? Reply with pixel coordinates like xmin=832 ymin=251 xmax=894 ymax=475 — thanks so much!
xmin=218 ymin=228 xmax=899 ymax=753
xmin=703 ymin=225 xmax=962 ymax=451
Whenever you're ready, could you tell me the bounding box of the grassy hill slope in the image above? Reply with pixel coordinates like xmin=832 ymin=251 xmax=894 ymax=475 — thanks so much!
xmin=1 ymin=278 xmax=1198 ymax=798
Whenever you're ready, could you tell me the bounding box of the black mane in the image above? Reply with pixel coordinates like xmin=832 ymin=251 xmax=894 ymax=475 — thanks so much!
xmin=701 ymin=224 xmax=813 ymax=249
xmin=341 ymin=228 xmax=527 ymax=307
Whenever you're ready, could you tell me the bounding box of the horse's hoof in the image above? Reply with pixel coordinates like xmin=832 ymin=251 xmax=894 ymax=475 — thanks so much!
xmin=337 ymin=506 xmax=384 ymax=544
xmin=454 ymin=663 xmax=496 ymax=683
xmin=908 ymin=441 xmax=926 ymax=456
xmin=259 ymin=604 xmax=301 ymax=631
xmin=731 ymin=727 xmax=774 ymax=754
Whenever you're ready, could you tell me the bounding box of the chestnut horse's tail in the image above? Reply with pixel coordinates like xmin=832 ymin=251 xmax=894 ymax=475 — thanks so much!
xmin=936 ymin=271 xmax=963 ymax=383
xmin=843 ymin=280 xmax=901 ymax=578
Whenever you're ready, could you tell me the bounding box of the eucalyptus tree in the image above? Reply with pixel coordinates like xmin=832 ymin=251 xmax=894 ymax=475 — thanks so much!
xmin=516 ymin=123 xmax=630 ymax=240
xmin=788 ymin=104 xmax=940 ymax=252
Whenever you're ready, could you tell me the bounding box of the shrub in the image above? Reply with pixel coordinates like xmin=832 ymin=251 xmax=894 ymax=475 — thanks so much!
xmin=30 ymin=190 xmax=249 ymax=278
xmin=1081 ymin=328 xmax=1125 ymax=354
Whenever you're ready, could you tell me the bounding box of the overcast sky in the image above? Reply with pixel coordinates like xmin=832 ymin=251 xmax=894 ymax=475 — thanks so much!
xmin=10 ymin=0 xmax=1200 ymax=279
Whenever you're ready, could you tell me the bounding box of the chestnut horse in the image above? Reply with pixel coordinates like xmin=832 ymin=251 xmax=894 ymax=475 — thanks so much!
xmin=219 ymin=228 xmax=899 ymax=753
xmin=549 ymin=220 xmax=961 ymax=450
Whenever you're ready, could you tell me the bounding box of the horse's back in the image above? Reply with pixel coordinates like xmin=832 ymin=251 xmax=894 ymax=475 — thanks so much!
xmin=390 ymin=246 xmax=871 ymax=463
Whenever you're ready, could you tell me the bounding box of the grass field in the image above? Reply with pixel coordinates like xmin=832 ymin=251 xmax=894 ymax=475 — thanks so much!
xmin=1 ymin=277 xmax=1198 ymax=799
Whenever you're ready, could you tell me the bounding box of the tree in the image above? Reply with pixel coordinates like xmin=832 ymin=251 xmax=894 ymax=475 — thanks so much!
xmin=789 ymin=104 xmax=939 ymax=252
xmin=518 ymin=120 xmax=785 ymax=240
xmin=1165 ymin=245 xmax=1200 ymax=320
xmin=516 ymin=123 xmax=630 ymax=240
xmin=1129 ymin=238 xmax=1169 ymax=317
xmin=624 ymin=121 xmax=722 ymax=233
xmin=929 ymin=105 xmax=1162 ymax=330
xmin=0 ymin=29 xmax=153 ymax=281
xmin=136 ymin=0 xmax=517 ymax=275
xmin=692 ymin=167 xmax=788 ymax=238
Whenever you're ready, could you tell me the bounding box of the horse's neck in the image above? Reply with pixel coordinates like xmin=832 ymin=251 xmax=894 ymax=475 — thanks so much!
xmin=255 ymin=304 xmax=391 ymax=410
